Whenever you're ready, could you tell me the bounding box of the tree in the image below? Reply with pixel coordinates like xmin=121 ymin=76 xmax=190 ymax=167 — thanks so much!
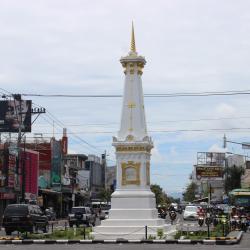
xmin=224 ymin=165 xmax=245 ymax=194
xmin=100 ymin=188 xmax=112 ymax=203
xmin=150 ymin=184 xmax=165 ymax=205
xmin=183 ymin=182 xmax=197 ymax=202
xmin=150 ymin=184 xmax=173 ymax=206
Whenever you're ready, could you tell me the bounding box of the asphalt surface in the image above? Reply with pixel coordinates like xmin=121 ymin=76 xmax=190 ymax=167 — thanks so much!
xmin=0 ymin=231 xmax=249 ymax=250
xmin=0 ymin=213 xmax=204 ymax=237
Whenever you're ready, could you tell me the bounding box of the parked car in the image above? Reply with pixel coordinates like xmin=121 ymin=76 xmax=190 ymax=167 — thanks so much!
xmin=2 ymin=204 xmax=49 ymax=235
xmin=183 ymin=205 xmax=198 ymax=220
xmin=68 ymin=206 xmax=96 ymax=227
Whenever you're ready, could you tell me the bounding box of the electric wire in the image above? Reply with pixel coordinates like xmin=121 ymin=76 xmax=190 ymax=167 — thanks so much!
xmin=18 ymin=89 xmax=250 ymax=98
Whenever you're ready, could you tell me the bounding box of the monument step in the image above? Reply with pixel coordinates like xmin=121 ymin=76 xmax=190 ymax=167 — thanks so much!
xmin=101 ymin=218 xmax=165 ymax=226
xmin=109 ymin=208 xmax=158 ymax=219
xmin=93 ymin=224 xmax=171 ymax=234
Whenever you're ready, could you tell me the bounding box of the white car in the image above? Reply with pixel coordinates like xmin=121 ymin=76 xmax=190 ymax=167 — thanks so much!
xmin=183 ymin=205 xmax=198 ymax=220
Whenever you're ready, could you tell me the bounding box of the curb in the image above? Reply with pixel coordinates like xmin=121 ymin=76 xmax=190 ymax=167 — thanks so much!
xmin=0 ymin=231 xmax=243 ymax=245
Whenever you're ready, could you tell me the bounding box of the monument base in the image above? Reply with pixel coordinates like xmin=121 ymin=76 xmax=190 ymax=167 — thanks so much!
xmin=91 ymin=190 xmax=177 ymax=240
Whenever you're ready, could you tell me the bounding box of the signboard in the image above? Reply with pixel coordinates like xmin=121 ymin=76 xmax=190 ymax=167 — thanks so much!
xmin=51 ymin=139 xmax=62 ymax=187
xmin=196 ymin=166 xmax=224 ymax=179
xmin=0 ymin=100 xmax=32 ymax=132
xmin=246 ymin=161 xmax=250 ymax=170
xmin=0 ymin=150 xmax=6 ymax=187
xmin=0 ymin=193 xmax=15 ymax=199
xmin=7 ymin=154 xmax=16 ymax=188
xmin=242 ymin=143 xmax=250 ymax=150
xmin=22 ymin=150 xmax=39 ymax=196
xmin=78 ymin=170 xmax=90 ymax=190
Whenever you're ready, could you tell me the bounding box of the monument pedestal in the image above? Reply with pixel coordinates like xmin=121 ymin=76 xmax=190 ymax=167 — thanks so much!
xmin=92 ymin=190 xmax=175 ymax=239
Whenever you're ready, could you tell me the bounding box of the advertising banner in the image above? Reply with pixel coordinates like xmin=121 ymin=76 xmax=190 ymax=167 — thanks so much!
xmin=51 ymin=140 xmax=62 ymax=187
xmin=22 ymin=149 xmax=39 ymax=196
xmin=78 ymin=170 xmax=90 ymax=190
xmin=0 ymin=100 xmax=32 ymax=132
xmin=7 ymin=154 xmax=16 ymax=188
xmin=196 ymin=166 xmax=224 ymax=179
xmin=0 ymin=150 xmax=6 ymax=187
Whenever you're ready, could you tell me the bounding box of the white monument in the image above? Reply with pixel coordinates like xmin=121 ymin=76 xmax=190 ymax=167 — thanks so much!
xmin=92 ymin=24 xmax=173 ymax=240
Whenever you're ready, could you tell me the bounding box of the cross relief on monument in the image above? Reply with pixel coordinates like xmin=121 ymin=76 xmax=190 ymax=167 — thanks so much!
xmin=127 ymin=102 xmax=136 ymax=132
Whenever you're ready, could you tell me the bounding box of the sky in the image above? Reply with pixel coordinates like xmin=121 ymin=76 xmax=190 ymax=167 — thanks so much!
xmin=1 ymin=0 xmax=250 ymax=196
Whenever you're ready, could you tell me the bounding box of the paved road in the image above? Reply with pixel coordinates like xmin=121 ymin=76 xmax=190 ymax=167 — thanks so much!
xmin=0 ymin=213 xmax=201 ymax=237
xmin=0 ymin=231 xmax=249 ymax=250
xmin=0 ymin=218 xmax=101 ymax=236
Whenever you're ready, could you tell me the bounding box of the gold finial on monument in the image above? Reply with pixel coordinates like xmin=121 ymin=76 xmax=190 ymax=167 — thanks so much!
xmin=130 ymin=22 xmax=136 ymax=53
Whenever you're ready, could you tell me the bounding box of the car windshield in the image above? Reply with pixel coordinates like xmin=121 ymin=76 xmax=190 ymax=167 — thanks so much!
xmin=71 ymin=207 xmax=86 ymax=214
xmin=4 ymin=205 xmax=29 ymax=216
xmin=185 ymin=206 xmax=197 ymax=212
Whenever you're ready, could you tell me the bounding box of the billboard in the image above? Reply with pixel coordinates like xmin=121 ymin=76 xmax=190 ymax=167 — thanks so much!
xmin=196 ymin=166 xmax=224 ymax=179
xmin=0 ymin=100 xmax=32 ymax=132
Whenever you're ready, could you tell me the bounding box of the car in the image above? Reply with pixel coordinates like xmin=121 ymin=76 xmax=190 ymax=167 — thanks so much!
xmin=183 ymin=205 xmax=198 ymax=220
xmin=2 ymin=204 xmax=49 ymax=235
xmin=68 ymin=206 xmax=96 ymax=227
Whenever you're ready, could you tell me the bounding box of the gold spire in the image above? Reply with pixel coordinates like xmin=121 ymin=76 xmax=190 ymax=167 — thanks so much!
xmin=130 ymin=22 xmax=136 ymax=53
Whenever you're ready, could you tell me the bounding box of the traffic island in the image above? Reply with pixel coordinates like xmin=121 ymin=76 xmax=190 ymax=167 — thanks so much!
xmin=0 ymin=230 xmax=243 ymax=244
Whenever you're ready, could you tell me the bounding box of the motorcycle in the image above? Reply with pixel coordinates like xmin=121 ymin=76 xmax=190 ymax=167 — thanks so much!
xmin=212 ymin=215 xmax=219 ymax=227
xmin=240 ymin=215 xmax=248 ymax=232
xmin=230 ymin=215 xmax=241 ymax=231
xmin=198 ymin=215 xmax=204 ymax=227
xmin=169 ymin=211 xmax=177 ymax=225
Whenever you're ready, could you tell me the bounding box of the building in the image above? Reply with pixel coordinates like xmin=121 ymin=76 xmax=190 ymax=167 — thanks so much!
xmin=0 ymin=143 xmax=18 ymax=216
xmin=0 ymin=143 xmax=39 ymax=216
xmin=85 ymin=154 xmax=105 ymax=201
xmin=62 ymin=153 xmax=88 ymax=211
xmin=191 ymin=152 xmax=225 ymax=202
xmin=105 ymin=166 xmax=116 ymax=192
xmin=242 ymin=160 xmax=250 ymax=188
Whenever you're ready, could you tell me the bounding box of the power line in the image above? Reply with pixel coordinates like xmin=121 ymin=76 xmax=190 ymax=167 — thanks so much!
xmin=32 ymin=114 xmax=250 ymax=127
xmin=18 ymin=89 xmax=250 ymax=98
xmin=30 ymin=127 xmax=250 ymax=135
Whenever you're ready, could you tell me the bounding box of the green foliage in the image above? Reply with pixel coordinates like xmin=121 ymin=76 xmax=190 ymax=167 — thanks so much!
xmin=100 ymin=188 xmax=112 ymax=202
xmin=148 ymin=235 xmax=156 ymax=240
xmin=157 ymin=228 xmax=164 ymax=239
xmin=150 ymin=184 xmax=178 ymax=206
xmin=183 ymin=182 xmax=197 ymax=202
xmin=224 ymin=165 xmax=245 ymax=194
xmin=151 ymin=184 xmax=165 ymax=205
xmin=26 ymin=227 xmax=92 ymax=240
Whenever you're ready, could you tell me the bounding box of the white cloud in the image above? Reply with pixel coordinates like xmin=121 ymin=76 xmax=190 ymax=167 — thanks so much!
xmin=208 ymin=144 xmax=227 ymax=153
xmin=1 ymin=0 xmax=250 ymax=193
xmin=215 ymin=103 xmax=236 ymax=117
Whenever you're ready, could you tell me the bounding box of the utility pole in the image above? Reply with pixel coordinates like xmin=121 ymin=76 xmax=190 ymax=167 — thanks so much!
xmin=12 ymin=94 xmax=24 ymax=203
xmin=223 ymin=134 xmax=227 ymax=149
xmin=21 ymin=136 xmax=26 ymax=202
